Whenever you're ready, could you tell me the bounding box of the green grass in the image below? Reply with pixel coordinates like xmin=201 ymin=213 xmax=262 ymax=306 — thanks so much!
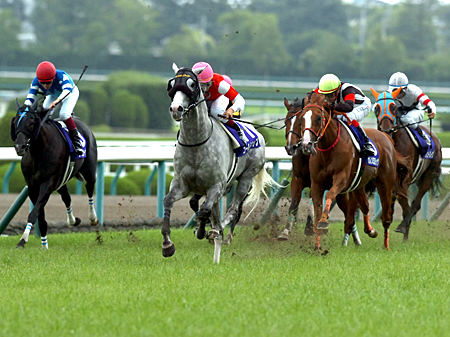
xmin=1 ymin=222 xmax=450 ymax=337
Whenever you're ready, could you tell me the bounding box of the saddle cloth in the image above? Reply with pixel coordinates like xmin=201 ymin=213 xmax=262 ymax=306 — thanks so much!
xmin=53 ymin=120 xmax=87 ymax=161
xmin=406 ymin=127 xmax=435 ymax=160
xmin=220 ymin=121 xmax=261 ymax=157
xmin=339 ymin=120 xmax=380 ymax=168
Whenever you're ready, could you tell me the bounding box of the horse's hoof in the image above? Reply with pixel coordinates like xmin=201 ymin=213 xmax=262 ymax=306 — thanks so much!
xmin=365 ymin=229 xmax=378 ymax=238
xmin=277 ymin=229 xmax=290 ymax=241
xmin=304 ymin=226 xmax=314 ymax=237
xmin=224 ymin=233 xmax=233 ymax=245
xmin=73 ymin=217 xmax=82 ymax=227
xmin=90 ymin=218 xmax=99 ymax=226
xmin=162 ymin=243 xmax=176 ymax=257
xmin=208 ymin=229 xmax=222 ymax=240
xmin=195 ymin=227 xmax=206 ymax=240
xmin=16 ymin=239 xmax=26 ymax=249
xmin=253 ymin=224 xmax=260 ymax=230
xmin=394 ymin=225 xmax=406 ymax=234
xmin=317 ymin=221 xmax=328 ymax=230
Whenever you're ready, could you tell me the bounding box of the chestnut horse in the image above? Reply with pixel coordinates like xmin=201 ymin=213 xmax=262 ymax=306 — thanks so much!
xmin=292 ymin=92 xmax=409 ymax=250
xmin=281 ymin=97 xmax=362 ymax=246
xmin=371 ymin=88 xmax=442 ymax=241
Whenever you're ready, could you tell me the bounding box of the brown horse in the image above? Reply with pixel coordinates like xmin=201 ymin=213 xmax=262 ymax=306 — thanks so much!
xmin=292 ymin=92 xmax=409 ymax=250
xmin=281 ymin=97 xmax=362 ymax=246
xmin=371 ymin=87 xmax=442 ymax=241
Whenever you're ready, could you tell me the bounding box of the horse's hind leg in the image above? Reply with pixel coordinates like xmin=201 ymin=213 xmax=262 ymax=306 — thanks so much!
xmin=351 ymin=190 xmax=378 ymax=239
xmin=78 ymin=160 xmax=100 ymax=226
xmin=57 ymin=185 xmax=81 ymax=226
xmin=339 ymin=194 xmax=361 ymax=246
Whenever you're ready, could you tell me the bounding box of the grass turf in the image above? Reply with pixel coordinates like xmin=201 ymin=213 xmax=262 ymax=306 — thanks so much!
xmin=1 ymin=221 xmax=450 ymax=337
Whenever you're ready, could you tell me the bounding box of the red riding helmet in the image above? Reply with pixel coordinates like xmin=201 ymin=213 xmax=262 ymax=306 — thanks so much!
xmin=36 ymin=61 xmax=56 ymax=82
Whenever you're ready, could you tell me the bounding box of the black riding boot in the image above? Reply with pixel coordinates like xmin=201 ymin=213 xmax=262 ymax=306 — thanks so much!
xmin=416 ymin=127 xmax=431 ymax=145
xmin=68 ymin=128 xmax=85 ymax=156
xmin=356 ymin=125 xmax=375 ymax=157
xmin=229 ymin=123 xmax=247 ymax=146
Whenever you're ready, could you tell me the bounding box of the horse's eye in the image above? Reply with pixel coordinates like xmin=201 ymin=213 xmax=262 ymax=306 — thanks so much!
xmin=186 ymin=78 xmax=195 ymax=91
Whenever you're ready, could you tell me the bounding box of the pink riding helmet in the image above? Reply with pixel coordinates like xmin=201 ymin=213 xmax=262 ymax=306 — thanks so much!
xmin=192 ymin=62 xmax=213 ymax=83
xmin=222 ymin=74 xmax=232 ymax=86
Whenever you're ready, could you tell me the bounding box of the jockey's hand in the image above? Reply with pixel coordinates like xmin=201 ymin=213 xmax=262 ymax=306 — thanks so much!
xmin=49 ymin=99 xmax=61 ymax=110
xmin=426 ymin=106 xmax=436 ymax=119
xmin=223 ymin=108 xmax=234 ymax=119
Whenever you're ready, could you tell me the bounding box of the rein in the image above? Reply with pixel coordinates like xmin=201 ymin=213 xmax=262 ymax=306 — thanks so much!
xmin=177 ymin=117 xmax=214 ymax=147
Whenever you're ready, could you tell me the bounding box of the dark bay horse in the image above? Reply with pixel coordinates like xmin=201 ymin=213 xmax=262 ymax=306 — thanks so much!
xmin=281 ymin=98 xmax=362 ymax=246
xmin=10 ymin=99 xmax=99 ymax=249
xmin=292 ymin=92 xmax=409 ymax=250
xmin=371 ymin=88 xmax=442 ymax=241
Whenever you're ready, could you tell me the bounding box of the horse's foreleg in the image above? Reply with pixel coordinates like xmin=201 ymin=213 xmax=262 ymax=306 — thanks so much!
xmin=318 ymin=174 xmax=348 ymax=230
xmin=310 ymin=183 xmax=325 ymax=250
xmin=395 ymin=194 xmax=412 ymax=237
xmin=38 ymin=210 xmax=49 ymax=249
xmin=378 ymin=185 xmax=394 ymax=250
xmin=162 ymin=178 xmax=189 ymax=257
xmin=278 ymin=179 xmax=304 ymax=240
xmin=57 ymin=185 xmax=81 ymax=226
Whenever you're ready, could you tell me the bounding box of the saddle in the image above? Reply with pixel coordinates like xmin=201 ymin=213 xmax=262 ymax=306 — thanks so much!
xmin=338 ymin=120 xmax=380 ymax=193
xmin=51 ymin=120 xmax=87 ymax=161
xmin=405 ymin=127 xmax=435 ymax=160
xmin=219 ymin=121 xmax=261 ymax=158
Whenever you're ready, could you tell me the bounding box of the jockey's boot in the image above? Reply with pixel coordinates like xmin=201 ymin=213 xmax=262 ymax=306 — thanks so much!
xmin=229 ymin=123 xmax=247 ymax=146
xmin=356 ymin=125 xmax=375 ymax=157
xmin=68 ymin=128 xmax=85 ymax=156
xmin=416 ymin=127 xmax=431 ymax=145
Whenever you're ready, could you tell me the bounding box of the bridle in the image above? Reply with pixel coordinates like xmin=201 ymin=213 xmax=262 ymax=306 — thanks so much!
xmin=168 ymin=68 xmax=213 ymax=147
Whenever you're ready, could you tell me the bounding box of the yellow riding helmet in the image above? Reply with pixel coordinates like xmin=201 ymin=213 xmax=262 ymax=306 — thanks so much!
xmin=318 ymin=74 xmax=341 ymax=94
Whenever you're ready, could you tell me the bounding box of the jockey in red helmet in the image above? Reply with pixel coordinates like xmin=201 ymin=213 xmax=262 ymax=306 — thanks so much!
xmin=192 ymin=61 xmax=247 ymax=145
xmin=25 ymin=61 xmax=84 ymax=156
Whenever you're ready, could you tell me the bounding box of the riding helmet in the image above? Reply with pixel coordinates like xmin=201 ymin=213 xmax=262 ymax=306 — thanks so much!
xmin=192 ymin=62 xmax=214 ymax=83
xmin=388 ymin=72 xmax=408 ymax=92
xmin=318 ymin=74 xmax=341 ymax=94
xmin=36 ymin=61 xmax=56 ymax=82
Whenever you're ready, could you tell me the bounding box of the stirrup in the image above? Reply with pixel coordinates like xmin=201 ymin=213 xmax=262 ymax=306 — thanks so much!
xmin=361 ymin=143 xmax=375 ymax=157
xmin=238 ymin=131 xmax=247 ymax=146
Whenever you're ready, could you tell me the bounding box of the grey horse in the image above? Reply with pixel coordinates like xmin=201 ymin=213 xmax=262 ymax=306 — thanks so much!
xmin=163 ymin=63 xmax=279 ymax=263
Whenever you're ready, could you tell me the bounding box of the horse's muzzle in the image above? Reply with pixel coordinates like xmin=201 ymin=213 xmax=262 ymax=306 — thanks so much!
xmin=14 ymin=143 xmax=27 ymax=156
xmin=169 ymin=105 xmax=183 ymax=121
xmin=285 ymin=144 xmax=298 ymax=156
xmin=301 ymin=142 xmax=317 ymax=156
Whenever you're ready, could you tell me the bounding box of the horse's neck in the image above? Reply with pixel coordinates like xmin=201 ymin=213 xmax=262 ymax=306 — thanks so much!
xmin=179 ymin=97 xmax=211 ymax=145
xmin=29 ymin=124 xmax=54 ymax=158
xmin=319 ymin=118 xmax=340 ymax=149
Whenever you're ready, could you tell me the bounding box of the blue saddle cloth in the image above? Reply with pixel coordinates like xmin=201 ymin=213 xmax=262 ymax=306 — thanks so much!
xmin=224 ymin=121 xmax=261 ymax=157
xmin=348 ymin=124 xmax=380 ymax=168
xmin=409 ymin=127 xmax=435 ymax=159
xmin=53 ymin=121 xmax=87 ymax=161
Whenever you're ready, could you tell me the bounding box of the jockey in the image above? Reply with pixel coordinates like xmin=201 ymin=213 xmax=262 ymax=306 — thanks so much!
xmin=315 ymin=74 xmax=375 ymax=157
xmin=387 ymin=72 xmax=436 ymax=144
xmin=192 ymin=61 xmax=247 ymax=145
xmin=24 ymin=61 xmax=84 ymax=156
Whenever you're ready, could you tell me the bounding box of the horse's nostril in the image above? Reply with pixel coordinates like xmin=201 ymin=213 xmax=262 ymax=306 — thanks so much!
xmin=169 ymin=106 xmax=173 ymax=112
xmin=178 ymin=106 xmax=183 ymax=112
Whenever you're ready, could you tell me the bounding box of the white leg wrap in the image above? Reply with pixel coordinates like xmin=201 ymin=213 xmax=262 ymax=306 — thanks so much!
xmin=67 ymin=205 xmax=76 ymax=225
xmin=351 ymin=224 xmax=362 ymax=246
xmin=41 ymin=236 xmax=48 ymax=249
xmin=21 ymin=223 xmax=33 ymax=243
xmin=88 ymin=198 xmax=98 ymax=223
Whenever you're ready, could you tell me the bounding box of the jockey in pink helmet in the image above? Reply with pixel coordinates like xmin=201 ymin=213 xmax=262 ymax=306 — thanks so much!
xmin=192 ymin=61 xmax=247 ymax=145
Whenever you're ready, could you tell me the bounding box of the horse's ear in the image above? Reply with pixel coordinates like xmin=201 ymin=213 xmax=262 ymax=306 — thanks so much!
xmin=391 ymin=87 xmax=402 ymax=99
xmin=172 ymin=63 xmax=179 ymax=74
xmin=283 ymin=98 xmax=292 ymax=110
xmin=15 ymin=98 xmax=21 ymax=110
xmin=370 ymin=88 xmax=379 ymax=101
xmin=192 ymin=65 xmax=206 ymax=76
xmin=10 ymin=117 xmax=16 ymax=141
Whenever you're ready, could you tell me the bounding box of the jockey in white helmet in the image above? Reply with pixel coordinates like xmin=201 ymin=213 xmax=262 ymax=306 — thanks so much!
xmin=388 ymin=72 xmax=436 ymax=144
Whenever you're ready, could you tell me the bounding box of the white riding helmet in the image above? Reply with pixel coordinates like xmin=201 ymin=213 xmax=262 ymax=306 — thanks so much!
xmin=388 ymin=72 xmax=408 ymax=92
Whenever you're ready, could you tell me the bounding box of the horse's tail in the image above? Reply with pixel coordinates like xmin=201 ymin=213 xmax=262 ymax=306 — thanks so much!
xmin=244 ymin=165 xmax=284 ymax=217
xmin=394 ymin=150 xmax=411 ymax=198
xmin=430 ymin=166 xmax=443 ymax=196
